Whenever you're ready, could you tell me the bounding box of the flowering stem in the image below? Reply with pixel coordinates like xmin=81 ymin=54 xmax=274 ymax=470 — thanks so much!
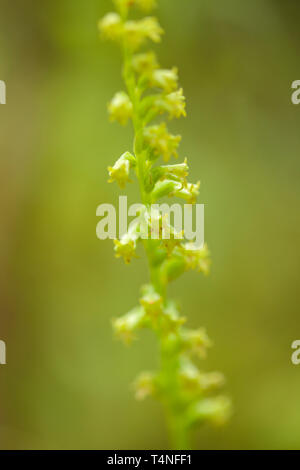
xmin=99 ymin=0 xmax=231 ymax=450
xmin=122 ymin=44 xmax=190 ymax=449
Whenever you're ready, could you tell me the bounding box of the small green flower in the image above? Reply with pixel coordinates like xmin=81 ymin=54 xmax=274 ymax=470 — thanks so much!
xmin=163 ymin=301 xmax=186 ymax=330
xmin=108 ymin=151 xmax=135 ymax=188
xmin=188 ymin=396 xmax=232 ymax=427
xmin=179 ymin=359 xmax=225 ymax=395
xmin=179 ymin=357 xmax=203 ymax=390
xmin=156 ymin=88 xmax=187 ymax=119
xmin=151 ymin=159 xmax=189 ymax=185
xmin=143 ymin=123 xmax=181 ymax=162
xmin=98 ymin=13 xmax=123 ymax=41
xmin=200 ymin=372 xmax=225 ymax=393
xmin=181 ymin=243 xmax=211 ymax=274
xmin=114 ymin=228 xmax=139 ymax=264
xmin=150 ymin=68 xmax=179 ymax=93
xmin=181 ymin=328 xmax=212 ymax=358
xmin=140 ymin=284 xmax=163 ymax=317
xmin=151 ymin=178 xmax=199 ymax=204
xmin=132 ymin=51 xmax=159 ymax=75
xmin=164 ymin=159 xmax=189 ymax=180
xmin=124 ymin=17 xmax=164 ymax=50
xmin=113 ymin=306 xmax=146 ymax=344
xmin=172 ymin=181 xmax=200 ymax=204
xmin=160 ymin=218 xmax=184 ymax=256
xmin=108 ymin=91 xmax=133 ymax=125
xmin=134 ymin=372 xmax=156 ymax=400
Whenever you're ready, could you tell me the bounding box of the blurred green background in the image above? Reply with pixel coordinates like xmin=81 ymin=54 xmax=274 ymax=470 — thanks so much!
xmin=1 ymin=0 xmax=300 ymax=449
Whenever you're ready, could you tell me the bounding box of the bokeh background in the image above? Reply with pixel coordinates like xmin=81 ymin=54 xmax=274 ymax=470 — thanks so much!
xmin=1 ymin=0 xmax=300 ymax=449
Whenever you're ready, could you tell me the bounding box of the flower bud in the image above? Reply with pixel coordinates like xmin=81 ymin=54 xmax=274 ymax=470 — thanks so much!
xmin=160 ymin=255 xmax=186 ymax=284
xmin=108 ymin=91 xmax=133 ymax=125
xmin=151 ymin=180 xmax=181 ymax=202
xmin=98 ymin=13 xmax=123 ymax=41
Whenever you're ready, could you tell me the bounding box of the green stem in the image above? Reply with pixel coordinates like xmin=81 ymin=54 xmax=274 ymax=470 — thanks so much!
xmin=122 ymin=42 xmax=191 ymax=450
xmin=168 ymin=415 xmax=190 ymax=450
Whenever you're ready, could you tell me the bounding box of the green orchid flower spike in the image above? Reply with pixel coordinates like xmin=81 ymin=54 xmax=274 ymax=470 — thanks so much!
xmin=99 ymin=0 xmax=231 ymax=449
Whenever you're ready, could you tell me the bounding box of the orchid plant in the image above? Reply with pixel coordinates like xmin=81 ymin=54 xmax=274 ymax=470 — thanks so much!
xmin=99 ymin=0 xmax=231 ymax=449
